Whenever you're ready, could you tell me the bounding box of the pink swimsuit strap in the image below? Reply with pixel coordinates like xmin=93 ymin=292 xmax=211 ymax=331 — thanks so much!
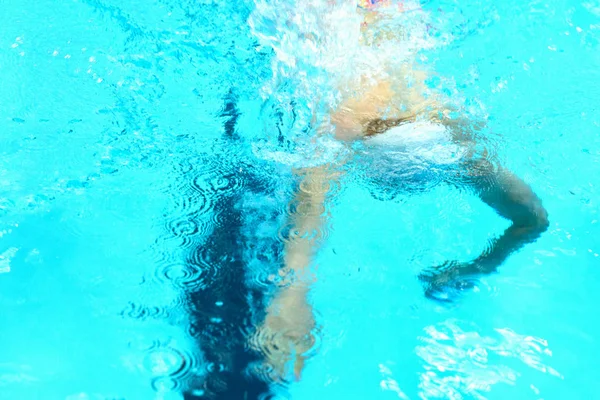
xmin=358 ymin=0 xmax=390 ymax=9
xmin=358 ymin=0 xmax=420 ymax=12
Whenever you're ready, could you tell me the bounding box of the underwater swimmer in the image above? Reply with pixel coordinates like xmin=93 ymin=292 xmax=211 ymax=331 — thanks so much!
xmin=257 ymin=0 xmax=549 ymax=381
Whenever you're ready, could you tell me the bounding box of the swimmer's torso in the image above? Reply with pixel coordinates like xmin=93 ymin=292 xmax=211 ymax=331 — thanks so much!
xmin=331 ymin=71 xmax=444 ymax=142
xmin=329 ymin=1 xmax=442 ymax=142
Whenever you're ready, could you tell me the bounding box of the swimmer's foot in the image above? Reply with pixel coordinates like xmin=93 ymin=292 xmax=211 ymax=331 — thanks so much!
xmin=255 ymin=318 xmax=314 ymax=383
xmin=253 ymin=286 xmax=317 ymax=382
xmin=418 ymin=260 xmax=479 ymax=302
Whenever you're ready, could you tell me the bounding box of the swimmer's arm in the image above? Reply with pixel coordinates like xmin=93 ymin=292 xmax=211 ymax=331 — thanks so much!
xmin=421 ymin=118 xmax=550 ymax=296
xmin=365 ymin=67 xmax=551 ymax=292
xmin=429 ymin=101 xmax=550 ymax=270
xmin=463 ymin=157 xmax=549 ymax=271
xmin=333 ymin=67 xmax=549 ymax=294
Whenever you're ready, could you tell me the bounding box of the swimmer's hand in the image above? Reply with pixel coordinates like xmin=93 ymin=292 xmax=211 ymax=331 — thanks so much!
xmin=255 ymin=285 xmax=316 ymax=382
xmin=418 ymin=260 xmax=483 ymax=302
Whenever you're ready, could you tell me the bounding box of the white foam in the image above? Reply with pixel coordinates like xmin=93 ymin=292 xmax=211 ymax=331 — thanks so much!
xmin=365 ymin=122 xmax=466 ymax=165
xmin=252 ymin=134 xmax=350 ymax=168
xmin=366 ymin=121 xmax=450 ymax=146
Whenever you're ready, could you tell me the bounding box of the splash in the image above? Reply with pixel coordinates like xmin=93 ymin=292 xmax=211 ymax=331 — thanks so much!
xmin=247 ymin=0 xmax=437 ymax=166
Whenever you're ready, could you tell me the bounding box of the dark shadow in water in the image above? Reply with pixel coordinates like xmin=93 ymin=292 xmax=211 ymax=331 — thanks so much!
xmin=182 ymin=90 xmax=276 ymax=399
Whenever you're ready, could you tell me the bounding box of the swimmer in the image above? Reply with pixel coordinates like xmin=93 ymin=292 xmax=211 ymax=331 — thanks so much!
xmin=256 ymin=0 xmax=549 ymax=382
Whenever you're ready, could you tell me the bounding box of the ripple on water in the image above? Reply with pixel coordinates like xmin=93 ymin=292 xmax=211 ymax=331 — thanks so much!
xmin=296 ymin=171 xmax=341 ymax=199
xmin=248 ymin=310 xmax=322 ymax=384
xmin=187 ymin=156 xmax=247 ymax=199
xmin=242 ymin=210 xmax=288 ymax=290
xmin=277 ymin=218 xmax=333 ymax=247
xmin=142 ymin=344 xmax=201 ymax=393
xmin=184 ymin=244 xmax=222 ymax=286
xmin=154 ymin=262 xmax=209 ymax=291
xmin=186 ymin=308 xmax=254 ymax=350
xmin=285 ymin=196 xmax=328 ymax=221
xmin=245 ymin=247 xmax=285 ymax=290
xmin=120 ymin=301 xmax=170 ymax=321
xmin=163 ymin=211 xmax=208 ymax=249
xmin=159 ymin=190 xmax=212 ymax=250
xmin=147 ymin=237 xmax=221 ymax=295
xmin=159 ymin=155 xmax=249 ymax=251
xmin=191 ymin=170 xmax=245 ymax=197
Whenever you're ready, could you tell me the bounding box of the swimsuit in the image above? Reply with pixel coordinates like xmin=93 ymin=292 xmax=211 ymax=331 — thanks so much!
xmin=358 ymin=0 xmax=421 ymax=12
xmin=358 ymin=0 xmax=392 ymax=9
xmin=357 ymin=122 xmax=467 ymax=196
xmin=365 ymin=122 xmax=465 ymax=165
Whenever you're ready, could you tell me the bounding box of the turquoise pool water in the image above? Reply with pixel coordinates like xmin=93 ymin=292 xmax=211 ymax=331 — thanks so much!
xmin=1 ymin=0 xmax=600 ymax=399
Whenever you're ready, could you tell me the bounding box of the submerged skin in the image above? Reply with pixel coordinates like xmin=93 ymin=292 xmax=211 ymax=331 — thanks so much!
xmin=256 ymin=5 xmax=549 ymax=382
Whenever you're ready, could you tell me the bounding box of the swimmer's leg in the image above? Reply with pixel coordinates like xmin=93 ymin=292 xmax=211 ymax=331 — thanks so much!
xmin=420 ymin=156 xmax=549 ymax=299
xmin=255 ymin=163 xmax=343 ymax=381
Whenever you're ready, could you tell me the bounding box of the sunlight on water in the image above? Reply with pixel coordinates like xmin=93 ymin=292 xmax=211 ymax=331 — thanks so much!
xmin=416 ymin=320 xmax=562 ymax=399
